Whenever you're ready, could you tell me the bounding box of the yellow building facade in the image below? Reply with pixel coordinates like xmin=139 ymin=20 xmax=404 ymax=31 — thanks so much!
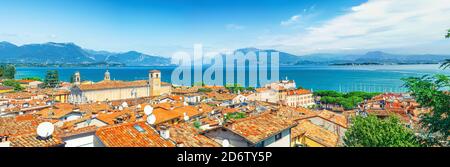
xmin=69 ymin=70 xmax=171 ymax=104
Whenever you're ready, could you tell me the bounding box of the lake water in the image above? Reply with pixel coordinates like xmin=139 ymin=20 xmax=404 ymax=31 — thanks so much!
xmin=15 ymin=64 xmax=450 ymax=93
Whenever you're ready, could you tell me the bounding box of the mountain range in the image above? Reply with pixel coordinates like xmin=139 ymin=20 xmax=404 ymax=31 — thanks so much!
xmin=1 ymin=41 xmax=449 ymax=66
xmin=0 ymin=41 xmax=171 ymax=66
xmin=235 ymin=48 xmax=450 ymax=65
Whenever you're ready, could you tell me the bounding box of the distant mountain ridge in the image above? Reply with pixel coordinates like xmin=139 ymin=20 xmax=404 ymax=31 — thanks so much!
xmin=1 ymin=41 xmax=449 ymax=66
xmin=232 ymin=48 xmax=450 ymax=65
xmin=0 ymin=41 xmax=171 ymax=66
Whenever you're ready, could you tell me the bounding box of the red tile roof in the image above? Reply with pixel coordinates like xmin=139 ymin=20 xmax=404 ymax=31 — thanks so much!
xmin=78 ymin=80 xmax=149 ymax=91
xmin=95 ymin=121 xmax=176 ymax=147
xmin=318 ymin=110 xmax=348 ymax=128
xmin=0 ymin=115 xmax=41 ymax=137
xmin=169 ymin=123 xmax=220 ymax=147
xmin=225 ymin=113 xmax=296 ymax=144
xmin=286 ymin=89 xmax=311 ymax=95
xmin=9 ymin=133 xmax=64 ymax=147
xmin=291 ymin=120 xmax=339 ymax=147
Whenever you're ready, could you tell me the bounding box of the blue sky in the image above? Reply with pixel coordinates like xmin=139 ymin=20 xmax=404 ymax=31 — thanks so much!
xmin=1 ymin=0 xmax=449 ymax=56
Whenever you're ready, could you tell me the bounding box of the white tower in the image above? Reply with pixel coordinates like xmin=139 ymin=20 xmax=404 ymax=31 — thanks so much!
xmin=104 ymin=70 xmax=111 ymax=81
xmin=74 ymin=71 xmax=81 ymax=85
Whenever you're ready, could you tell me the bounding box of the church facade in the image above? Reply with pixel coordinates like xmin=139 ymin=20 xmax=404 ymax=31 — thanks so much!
xmin=69 ymin=70 xmax=171 ymax=104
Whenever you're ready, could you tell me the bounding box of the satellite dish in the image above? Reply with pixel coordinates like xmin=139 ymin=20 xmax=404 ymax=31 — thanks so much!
xmin=121 ymin=102 xmax=128 ymax=108
xmin=37 ymin=122 xmax=54 ymax=138
xmin=222 ymin=139 xmax=230 ymax=147
xmin=118 ymin=106 xmax=123 ymax=111
xmin=147 ymin=114 xmax=156 ymax=125
xmin=137 ymin=104 xmax=142 ymax=109
xmin=144 ymin=105 xmax=153 ymax=115
xmin=183 ymin=112 xmax=189 ymax=121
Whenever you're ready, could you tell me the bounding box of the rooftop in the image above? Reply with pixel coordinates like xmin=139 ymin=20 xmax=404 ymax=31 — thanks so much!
xmin=0 ymin=115 xmax=41 ymax=137
xmin=0 ymin=85 xmax=13 ymax=90
xmin=95 ymin=108 xmax=135 ymax=125
xmin=291 ymin=120 xmax=339 ymax=147
xmin=37 ymin=103 xmax=77 ymax=119
xmin=286 ymin=89 xmax=312 ymax=95
xmin=225 ymin=112 xmax=296 ymax=144
xmin=318 ymin=110 xmax=348 ymax=128
xmin=169 ymin=123 xmax=220 ymax=147
xmin=9 ymin=133 xmax=65 ymax=147
xmin=77 ymin=80 xmax=171 ymax=91
xmin=276 ymin=106 xmax=318 ymax=121
xmin=95 ymin=121 xmax=176 ymax=147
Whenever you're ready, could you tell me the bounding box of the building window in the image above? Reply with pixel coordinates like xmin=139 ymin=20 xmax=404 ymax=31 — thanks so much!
xmin=275 ymin=133 xmax=282 ymax=141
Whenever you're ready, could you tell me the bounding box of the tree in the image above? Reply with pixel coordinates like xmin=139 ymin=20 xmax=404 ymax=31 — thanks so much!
xmin=0 ymin=65 xmax=16 ymax=79
xmin=2 ymin=80 xmax=24 ymax=91
xmin=441 ymin=59 xmax=450 ymax=70
xmin=198 ymin=88 xmax=212 ymax=93
xmin=193 ymin=121 xmax=202 ymax=129
xmin=440 ymin=29 xmax=450 ymax=69
xmin=0 ymin=66 xmax=4 ymax=78
xmin=44 ymin=70 xmax=60 ymax=88
xmin=224 ymin=112 xmax=246 ymax=120
xmin=21 ymin=77 xmax=42 ymax=81
xmin=344 ymin=115 xmax=420 ymax=147
xmin=402 ymin=74 xmax=450 ymax=146
xmin=246 ymin=87 xmax=255 ymax=91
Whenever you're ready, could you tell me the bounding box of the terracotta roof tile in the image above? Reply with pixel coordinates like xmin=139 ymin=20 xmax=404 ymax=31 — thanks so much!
xmin=0 ymin=115 xmax=41 ymax=136
xmin=226 ymin=113 xmax=296 ymax=144
xmin=291 ymin=120 xmax=339 ymax=147
xmin=169 ymin=123 xmax=220 ymax=147
xmin=9 ymin=133 xmax=64 ymax=147
xmin=78 ymin=80 xmax=149 ymax=91
xmin=318 ymin=110 xmax=348 ymax=128
xmin=95 ymin=121 xmax=175 ymax=147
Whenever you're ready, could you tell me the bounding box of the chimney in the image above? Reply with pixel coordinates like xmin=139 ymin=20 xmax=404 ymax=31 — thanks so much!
xmin=159 ymin=126 xmax=170 ymax=140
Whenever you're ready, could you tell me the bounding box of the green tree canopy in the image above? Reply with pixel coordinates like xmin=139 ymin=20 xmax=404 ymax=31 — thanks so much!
xmin=441 ymin=29 xmax=450 ymax=69
xmin=2 ymin=80 xmax=24 ymax=91
xmin=198 ymin=88 xmax=212 ymax=93
xmin=44 ymin=70 xmax=60 ymax=88
xmin=402 ymin=74 xmax=450 ymax=146
xmin=0 ymin=65 xmax=16 ymax=79
xmin=316 ymin=90 xmax=379 ymax=110
xmin=21 ymin=77 xmax=42 ymax=81
xmin=344 ymin=115 xmax=420 ymax=147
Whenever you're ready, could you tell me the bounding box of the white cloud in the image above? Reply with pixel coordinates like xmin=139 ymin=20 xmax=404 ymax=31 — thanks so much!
xmin=281 ymin=5 xmax=316 ymax=27
xmin=226 ymin=24 xmax=245 ymax=30
xmin=281 ymin=15 xmax=301 ymax=26
xmin=265 ymin=0 xmax=450 ymax=55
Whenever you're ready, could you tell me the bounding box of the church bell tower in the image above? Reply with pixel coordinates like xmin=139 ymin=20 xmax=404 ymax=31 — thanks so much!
xmin=104 ymin=70 xmax=111 ymax=81
xmin=149 ymin=70 xmax=161 ymax=96
xmin=74 ymin=71 xmax=81 ymax=85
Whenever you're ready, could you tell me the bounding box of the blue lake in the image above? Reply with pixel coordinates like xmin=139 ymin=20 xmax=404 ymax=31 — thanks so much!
xmin=15 ymin=64 xmax=450 ymax=92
